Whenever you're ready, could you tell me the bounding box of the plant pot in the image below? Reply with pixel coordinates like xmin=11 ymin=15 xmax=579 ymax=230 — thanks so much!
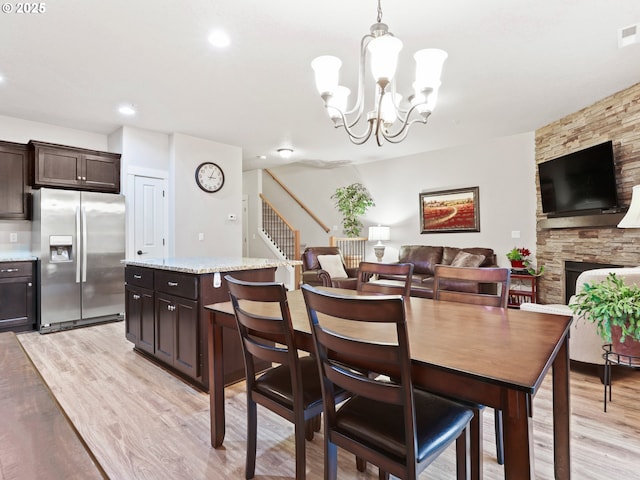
xmin=610 ymin=325 xmax=640 ymax=360
xmin=510 ymin=260 xmax=525 ymax=269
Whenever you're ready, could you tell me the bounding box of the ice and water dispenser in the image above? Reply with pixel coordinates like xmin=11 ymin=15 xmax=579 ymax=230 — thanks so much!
xmin=49 ymin=235 xmax=73 ymax=262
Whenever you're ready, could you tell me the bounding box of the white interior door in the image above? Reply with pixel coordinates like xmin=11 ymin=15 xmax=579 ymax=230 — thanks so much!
xmin=134 ymin=176 xmax=166 ymax=259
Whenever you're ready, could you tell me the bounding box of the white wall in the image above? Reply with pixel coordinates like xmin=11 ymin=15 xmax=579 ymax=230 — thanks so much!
xmin=263 ymin=132 xmax=537 ymax=267
xmin=170 ymin=133 xmax=243 ymax=257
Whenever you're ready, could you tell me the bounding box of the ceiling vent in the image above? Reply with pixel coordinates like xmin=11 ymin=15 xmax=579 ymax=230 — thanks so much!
xmin=618 ymin=23 xmax=640 ymax=48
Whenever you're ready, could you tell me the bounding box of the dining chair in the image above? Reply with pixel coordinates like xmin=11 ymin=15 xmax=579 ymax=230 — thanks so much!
xmin=356 ymin=261 xmax=414 ymax=297
xmin=301 ymin=284 xmax=474 ymax=480
xmin=225 ymin=276 xmax=350 ymax=480
xmin=433 ymin=264 xmax=511 ymax=466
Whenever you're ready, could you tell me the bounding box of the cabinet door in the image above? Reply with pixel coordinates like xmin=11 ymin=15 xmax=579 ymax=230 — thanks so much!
xmin=125 ymin=285 xmax=155 ymax=354
xmin=173 ymin=296 xmax=199 ymax=378
xmin=155 ymin=293 xmax=175 ymax=364
xmin=33 ymin=146 xmax=82 ymax=188
xmin=0 ymin=142 xmax=29 ymax=219
xmin=0 ymin=276 xmax=34 ymax=332
xmin=83 ymin=153 xmax=120 ymax=192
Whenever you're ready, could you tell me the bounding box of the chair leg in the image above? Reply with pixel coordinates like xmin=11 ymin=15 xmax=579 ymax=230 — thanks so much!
xmin=355 ymin=456 xmax=367 ymax=472
xmin=304 ymin=419 xmax=315 ymax=441
xmin=295 ymin=422 xmax=307 ymax=480
xmin=455 ymin=426 xmax=471 ymax=480
xmin=494 ymin=408 xmax=504 ymax=465
xmin=378 ymin=469 xmax=390 ymax=480
xmin=314 ymin=413 xmax=322 ymax=432
xmin=326 ymin=440 xmax=338 ymax=480
xmin=246 ymin=399 xmax=257 ymax=479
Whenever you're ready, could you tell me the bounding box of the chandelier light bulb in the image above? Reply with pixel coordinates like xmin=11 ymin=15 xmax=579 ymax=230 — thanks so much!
xmin=311 ymin=55 xmax=342 ymax=95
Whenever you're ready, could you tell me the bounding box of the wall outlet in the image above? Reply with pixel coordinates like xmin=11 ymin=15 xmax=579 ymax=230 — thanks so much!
xmin=9 ymin=232 xmax=17 ymax=243
xmin=198 ymin=232 xmax=204 ymax=241
xmin=511 ymin=230 xmax=521 ymax=239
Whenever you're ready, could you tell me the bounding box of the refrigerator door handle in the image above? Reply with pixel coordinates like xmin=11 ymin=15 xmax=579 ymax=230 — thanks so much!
xmin=76 ymin=206 xmax=81 ymax=283
xmin=82 ymin=206 xmax=88 ymax=283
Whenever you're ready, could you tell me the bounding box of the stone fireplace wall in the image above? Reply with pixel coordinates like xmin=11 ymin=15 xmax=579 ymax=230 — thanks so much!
xmin=535 ymin=82 xmax=640 ymax=304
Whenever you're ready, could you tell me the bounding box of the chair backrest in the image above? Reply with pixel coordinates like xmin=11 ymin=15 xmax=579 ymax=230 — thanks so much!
xmin=301 ymin=246 xmax=346 ymax=272
xmin=433 ymin=265 xmax=511 ymax=308
xmin=225 ymin=275 xmax=302 ymax=395
xmin=301 ymin=284 xmax=418 ymax=466
xmin=356 ymin=261 xmax=414 ymax=297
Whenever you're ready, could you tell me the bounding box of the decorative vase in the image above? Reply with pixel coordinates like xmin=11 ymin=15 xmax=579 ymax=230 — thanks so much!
xmin=610 ymin=325 xmax=640 ymax=362
xmin=510 ymin=260 xmax=525 ymax=269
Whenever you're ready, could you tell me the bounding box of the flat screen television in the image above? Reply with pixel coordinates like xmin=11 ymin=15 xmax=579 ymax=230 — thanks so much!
xmin=538 ymin=140 xmax=619 ymax=216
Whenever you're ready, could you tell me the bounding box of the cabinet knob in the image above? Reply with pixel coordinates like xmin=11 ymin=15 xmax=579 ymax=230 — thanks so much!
xmin=167 ymin=304 xmax=175 ymax=311
xmin=77 ymin=176 xmax=82 ymax=180
xmin=133 ymin=294 xmax=140 ymax=300
xmin=27 ymin=282 xmax=32 ymax=287
xmin=133 ymin=274 xmax=142 ymax=279
xmin=167 ymin=281 xmax=178 ymax=287
xmin=82 ymin=176 xmax=87 ymax=181
xmin=1 ymin=268 xmax=19 ymax=273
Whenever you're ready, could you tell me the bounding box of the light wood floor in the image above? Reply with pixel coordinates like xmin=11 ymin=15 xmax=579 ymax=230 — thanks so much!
xmin=15 ymin=322 xmax=640 ymax=479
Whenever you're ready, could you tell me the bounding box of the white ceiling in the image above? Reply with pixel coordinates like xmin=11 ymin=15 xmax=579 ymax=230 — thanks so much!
xmin=0 ymin=0 xmax=639 ymax=170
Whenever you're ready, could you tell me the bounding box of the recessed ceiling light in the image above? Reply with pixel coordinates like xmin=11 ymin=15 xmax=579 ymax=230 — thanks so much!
xmin=208 ymin=29 xmax=231 ymax=48
xmin=118 ymin=104 xmax=136 ymax=116
xmin=277 ymin=148 xmax=294 ymax=159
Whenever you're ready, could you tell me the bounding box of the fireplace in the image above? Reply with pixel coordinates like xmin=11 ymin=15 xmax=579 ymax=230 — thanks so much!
xmin=564 ymin=260 xmax=624 ymax=303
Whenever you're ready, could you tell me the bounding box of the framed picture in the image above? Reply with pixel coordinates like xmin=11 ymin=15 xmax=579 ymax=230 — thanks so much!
xmin=419 ymin=186 xmax=480 ymax=233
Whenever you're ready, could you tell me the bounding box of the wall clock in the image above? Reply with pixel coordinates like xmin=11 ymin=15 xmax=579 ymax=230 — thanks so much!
xmin=195 ymin=162 xmax=225 ymax=193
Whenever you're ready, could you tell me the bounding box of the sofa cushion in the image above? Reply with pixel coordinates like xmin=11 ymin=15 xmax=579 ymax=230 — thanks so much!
xmin=450 ymin=251 xmax=486 ymax=268
xmin=442 ymin=247 xmax=494 ymax=267
xmin=399 ymin=246 xmax=443 ymax=276
xmin=317 ymin=254 xmax=348 ymax=279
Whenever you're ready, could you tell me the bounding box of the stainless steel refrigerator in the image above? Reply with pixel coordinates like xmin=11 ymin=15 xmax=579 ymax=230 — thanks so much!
xmin=32 ymin=188 xmax=125 ymax=333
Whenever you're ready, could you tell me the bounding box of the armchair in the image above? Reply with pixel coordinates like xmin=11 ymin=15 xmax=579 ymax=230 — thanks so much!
xmin=300 ymin=246 xmax=358 ymax=289
xmin=520 ymin=267 xmax=640 ymax=365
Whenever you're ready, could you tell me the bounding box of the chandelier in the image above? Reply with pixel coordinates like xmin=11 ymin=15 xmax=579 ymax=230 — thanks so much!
xmin=311 ymin=0 xmax=447 ymax=146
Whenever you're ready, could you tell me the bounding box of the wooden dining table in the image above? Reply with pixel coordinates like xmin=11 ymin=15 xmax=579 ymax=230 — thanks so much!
xmin=206 ymin=289 xmax=572 ymax=480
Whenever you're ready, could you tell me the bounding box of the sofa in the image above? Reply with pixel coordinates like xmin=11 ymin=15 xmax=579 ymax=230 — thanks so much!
xmin=383 ymin=245 xmax=499 ymax=298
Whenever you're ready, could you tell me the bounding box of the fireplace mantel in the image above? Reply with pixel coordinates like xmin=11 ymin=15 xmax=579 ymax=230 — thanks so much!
xmin=538 ymin=212 xmax=626 ymax=230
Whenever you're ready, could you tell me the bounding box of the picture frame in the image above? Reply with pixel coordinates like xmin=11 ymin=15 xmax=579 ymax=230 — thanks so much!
xmin=419 ymin=186 xmax=480 ymax=233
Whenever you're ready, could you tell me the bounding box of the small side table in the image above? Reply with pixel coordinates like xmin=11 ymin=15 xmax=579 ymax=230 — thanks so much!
xmin=508 ymin=272 xmax=538 ymax=308
xmin=602 ymin=344 xmax=640 ymax=412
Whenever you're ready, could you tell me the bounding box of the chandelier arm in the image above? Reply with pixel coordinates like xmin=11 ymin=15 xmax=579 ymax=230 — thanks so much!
xmin=374 ymin=91 xmax=386 ymax=147
xmin=343 ymin=33 xmax=373 ymax=126
xmin=332 ymin=108 xmax=375 ymax=144
xmin=380 ymin=116 xmax=431 ymax=144
xmin=381 ymin=102 xmax=431 ymax=140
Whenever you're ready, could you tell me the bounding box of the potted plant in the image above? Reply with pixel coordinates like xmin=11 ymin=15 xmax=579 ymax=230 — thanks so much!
xmin=506 ymin=247 xmax=545 ymax=276
xmin=570 ymin=272 xmax=640 ymax=357
xmin=331 ymin=183 xmax=375 ymax=238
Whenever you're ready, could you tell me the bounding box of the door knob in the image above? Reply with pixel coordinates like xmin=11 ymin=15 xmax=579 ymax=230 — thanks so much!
xmin=137 ymin=250 xmax=148 ymax=255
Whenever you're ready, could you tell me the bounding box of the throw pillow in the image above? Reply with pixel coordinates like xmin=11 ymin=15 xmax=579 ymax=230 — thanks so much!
xmin=450 ymin=251 xmax=486 ymax=268
xmin=317 ymin=254 xmax=348 ymax=279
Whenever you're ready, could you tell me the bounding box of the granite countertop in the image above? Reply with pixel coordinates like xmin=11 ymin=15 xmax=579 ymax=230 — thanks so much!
xmin=0 ymin=254 xmax=38 ymax=262
xmin=124 ymin=256 xmax=302 ymax=274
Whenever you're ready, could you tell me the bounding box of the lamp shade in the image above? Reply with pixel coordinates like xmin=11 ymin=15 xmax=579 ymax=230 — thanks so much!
xmin=311 ymin=55 xmax=342 ymax=95
xmin=367 ymin=34 xmax=403 ymax=83
xmin=618 ymin=185 xmax=640 ymax=228
xmin=368 ymin=225 xmax=391 ymax=242
xmin=414 ymin=48 xmax=448 ymax=91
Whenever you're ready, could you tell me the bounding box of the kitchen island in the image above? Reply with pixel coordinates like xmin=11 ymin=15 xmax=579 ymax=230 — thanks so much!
xmin=124 ymin=257 xmax=300 ymax=390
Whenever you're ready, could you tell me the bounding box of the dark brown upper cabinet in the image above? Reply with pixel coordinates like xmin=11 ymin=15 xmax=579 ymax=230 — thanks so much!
xmin=29 ymin=140 xmax=121 ymax=193
xmin=0 ymin=141 xmax=30 ymax=220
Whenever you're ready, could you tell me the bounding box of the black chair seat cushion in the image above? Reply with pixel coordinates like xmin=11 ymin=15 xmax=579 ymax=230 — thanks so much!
xmin=255 ymin=356 xmax=325 ymax=410
xmin=334 ymin=389 xmax=473 ymax=464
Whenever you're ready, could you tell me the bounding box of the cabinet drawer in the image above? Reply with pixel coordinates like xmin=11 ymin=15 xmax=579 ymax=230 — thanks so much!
xmin=0 ymin=261 xmax=33 ymax=278
xmin=125 ymin=266 xmax=154 ymax=289
xmin=155 ymin=271 xmax=198 ymax=299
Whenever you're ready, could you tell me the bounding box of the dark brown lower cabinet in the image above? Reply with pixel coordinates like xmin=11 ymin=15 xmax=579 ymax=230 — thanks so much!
xmin=0 ymin=261 xmax=36 ymax=333
xmin=155 ymin=292 xmax=198 ymax=378
xmin=124 ymin=284 xmax=155 ymax=355
xmin=124 ymin=264 xmax=276 ymax=391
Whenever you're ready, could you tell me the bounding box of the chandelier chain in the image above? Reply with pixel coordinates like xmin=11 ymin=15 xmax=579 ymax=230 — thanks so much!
xmin=376 ymin=0 xmax=383 ymax=23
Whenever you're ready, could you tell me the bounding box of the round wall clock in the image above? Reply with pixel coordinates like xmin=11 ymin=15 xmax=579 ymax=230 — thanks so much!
xmin=195 ymin=162 xmax=225 ymax=193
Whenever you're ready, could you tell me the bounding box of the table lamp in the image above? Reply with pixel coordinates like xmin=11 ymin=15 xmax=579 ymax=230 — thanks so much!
xmin=618 ymin=185 xmax=640 ymax=229
xmin=368 ymin=225 xmax=390 ymax=262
